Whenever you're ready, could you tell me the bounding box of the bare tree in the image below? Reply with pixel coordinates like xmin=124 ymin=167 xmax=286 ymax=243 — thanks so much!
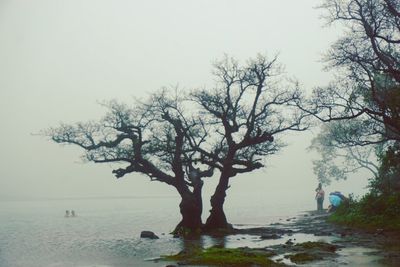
xmin=299 ymin=0 xmax=400 ymax=145
xmin=190 ymin=55 xmax=309 ymax=230
xmin=45 ymin=55 xmax=309 ymax=234
xmin=294 ymin=0 xmax=400 ymax=196
xmin=310 ymin=120 xmax=380 ymax=185
xmin=45 ymin=90 xmax=213 ymax=236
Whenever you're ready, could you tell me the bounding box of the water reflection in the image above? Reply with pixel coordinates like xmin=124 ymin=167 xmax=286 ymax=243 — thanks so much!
xmin=178 ymin=234 xmax=226 ymax=253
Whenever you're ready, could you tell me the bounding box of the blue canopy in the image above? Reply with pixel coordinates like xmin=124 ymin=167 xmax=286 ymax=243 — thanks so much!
xmin=329 ymin=194 xmax=343 ymax=207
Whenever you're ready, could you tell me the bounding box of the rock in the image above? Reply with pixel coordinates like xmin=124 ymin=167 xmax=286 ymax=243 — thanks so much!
xmin=340 ymin=231 xmax=351 ymax=237
xmin=315 ymin=231 xmax=333 ymax=236
xmin=140 ymin=231 xmax=159 ymax=239
xmin=260 ymin=234 xmax=281 ymax=239
xmin=285 ymin=239 xmax=294 ymax=245
xmin=286 ymin=252 xmax=323 ymax=264
xmin=375 ymin=228 xmax=384 ymax=235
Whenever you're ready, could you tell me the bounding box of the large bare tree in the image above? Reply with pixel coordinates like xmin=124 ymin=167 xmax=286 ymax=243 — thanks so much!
xmin=45 ymin=55 xmax=310 ymax=234
xmin=190 ymin=55 xmax=309 ymax=230
xmin=45 ymin=91 xmax=213 ymax=236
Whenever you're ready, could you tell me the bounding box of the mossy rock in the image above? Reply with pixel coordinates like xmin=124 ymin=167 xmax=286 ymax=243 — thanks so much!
xmin=295 ymin=241 xmax=337 ymax=252
xmin=286 ymin=252 xmax=322 ymax=264
xmin=164 ymin=247 xmax=284 ymax=266
xmin=281 ymin=242 xmax=338 ymax=264
xmin=171 ymin=226 xmax=202 ymax=238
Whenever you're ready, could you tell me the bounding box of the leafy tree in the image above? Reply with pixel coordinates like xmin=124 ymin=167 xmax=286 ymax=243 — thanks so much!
xmin=45 ymin=91 xmax=213 ymax=236
xmin=374 ymin=142 xmax=400 ymax=193
xmin=190 ymin=55 xmax=309 ymax=230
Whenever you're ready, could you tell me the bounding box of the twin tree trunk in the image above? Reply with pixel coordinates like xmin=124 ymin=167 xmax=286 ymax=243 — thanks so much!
xmin=204 ymin=171 xmax=232 ymax=231
xmin=173 ymin=182 xmax=203 ymax=236
xmin=173 ymin=176 xmax=232 ymax=235
xmin=174 ymin=160 xmax=234 ymax=234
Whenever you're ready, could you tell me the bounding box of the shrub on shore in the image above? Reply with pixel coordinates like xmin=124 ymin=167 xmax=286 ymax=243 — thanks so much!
xmin=328 ymin=192 xmax=400 ymax=230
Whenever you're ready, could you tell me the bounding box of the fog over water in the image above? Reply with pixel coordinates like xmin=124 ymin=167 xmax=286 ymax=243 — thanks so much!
xmin=0 ymin=0 xmax=370 ymax=208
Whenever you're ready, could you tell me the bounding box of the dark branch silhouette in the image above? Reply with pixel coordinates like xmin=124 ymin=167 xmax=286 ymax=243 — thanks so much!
xmin=190 ymin=54 xmax=310 ymax=230
xmin=45 ymin=91 xmax=213 ymax=236
xmin=301 ymin=0 xmax=400 ymax=145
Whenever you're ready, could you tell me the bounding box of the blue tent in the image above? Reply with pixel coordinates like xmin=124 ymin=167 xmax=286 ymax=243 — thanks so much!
xmin=329 ymin=192 xmax=345 ymax=207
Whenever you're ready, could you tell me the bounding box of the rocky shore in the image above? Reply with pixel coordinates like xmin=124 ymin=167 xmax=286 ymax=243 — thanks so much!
xmin=233 ymin=211 xmax=400 ymax=266
xmin=162 ymin=211 xmax=400 ymax=266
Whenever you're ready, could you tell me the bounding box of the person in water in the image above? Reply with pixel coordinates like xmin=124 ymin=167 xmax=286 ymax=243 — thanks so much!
xmin=71 ymin=210 xmax=76 ymax=217
xmin=65 ymin=210 xmax=70 ymax=217
xmin=315 ymin=183 xmax=325 ymax=212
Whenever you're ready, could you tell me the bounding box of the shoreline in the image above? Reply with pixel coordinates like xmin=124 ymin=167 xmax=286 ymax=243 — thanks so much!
xmin=159 ymin=210 xmax=400 ymax=266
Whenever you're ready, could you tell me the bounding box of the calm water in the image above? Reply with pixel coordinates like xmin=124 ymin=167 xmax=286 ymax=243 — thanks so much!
xmin=0 ymin=196 xmax=311 ymax=267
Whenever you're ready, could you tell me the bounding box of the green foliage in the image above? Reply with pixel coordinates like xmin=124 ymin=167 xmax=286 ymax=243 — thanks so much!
xmin=372 ymin=143 xmax=400 ymax=194
xmin=329 ymin=142 xmax=400 ymax=231
xmin=328 ymin=192 xmax=400 ymax=230
xmin=164 ymin=247 xmax=282 ymax=266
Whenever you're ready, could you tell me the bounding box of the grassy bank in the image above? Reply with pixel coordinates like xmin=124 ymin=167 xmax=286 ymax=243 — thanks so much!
xmin=163 ymin=247 xmax=282 ymax=266
xmin=162 ymin=241 xmax=339 ymax=266
xmin=328 ymin=192 xmax=400 ymax=231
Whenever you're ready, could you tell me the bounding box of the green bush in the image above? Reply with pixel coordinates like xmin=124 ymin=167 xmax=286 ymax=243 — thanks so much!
xmin=328 ymin=192 xmax=400 ymax=230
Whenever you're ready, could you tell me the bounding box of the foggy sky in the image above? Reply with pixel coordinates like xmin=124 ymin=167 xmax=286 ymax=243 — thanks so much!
xmin=0 ymin=0 xmax=369 ymax=203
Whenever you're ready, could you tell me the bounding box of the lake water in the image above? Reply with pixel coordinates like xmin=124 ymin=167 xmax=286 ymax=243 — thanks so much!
xmin=0 ymin=195 xmax=314 ymax=267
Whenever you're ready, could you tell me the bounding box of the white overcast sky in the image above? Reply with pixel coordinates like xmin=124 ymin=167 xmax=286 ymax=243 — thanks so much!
xmin=0 ymin=0 xmax=370 ymax=203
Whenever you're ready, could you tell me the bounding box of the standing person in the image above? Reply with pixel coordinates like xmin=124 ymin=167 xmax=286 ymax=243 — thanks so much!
xmin=315 ymin=183 xmax=325 ymax=212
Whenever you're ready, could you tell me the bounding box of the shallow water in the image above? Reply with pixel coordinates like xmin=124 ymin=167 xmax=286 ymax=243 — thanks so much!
xmin=0 ymin=196 xmax=303 ymax=267
xmin=335 ymin=247 xmax=385 ymax=267
xmin=0 ymin=198 xmax=177 ymax=267
xmin=1 ymin=197 xmax=386 ymax=267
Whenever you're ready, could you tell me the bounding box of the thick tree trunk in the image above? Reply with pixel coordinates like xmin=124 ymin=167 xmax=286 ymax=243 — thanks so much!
xmin=173 ymin=183 xmax=203 ymax=237
xmin=203 ymin=174 xmax=232 ymax=231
